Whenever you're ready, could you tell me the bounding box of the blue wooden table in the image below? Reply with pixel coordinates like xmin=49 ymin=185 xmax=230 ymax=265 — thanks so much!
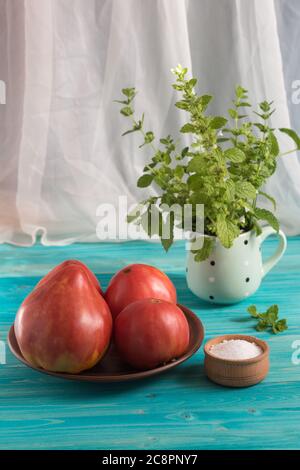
xmin=0 ymin=237 xmax=299 ymax=450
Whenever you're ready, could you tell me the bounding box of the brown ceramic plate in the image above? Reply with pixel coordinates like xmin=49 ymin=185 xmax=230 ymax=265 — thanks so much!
xmin=7 ymin=304 xmax=204 ymax=383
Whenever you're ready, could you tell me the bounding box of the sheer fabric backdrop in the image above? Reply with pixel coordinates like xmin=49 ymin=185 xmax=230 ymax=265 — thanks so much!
xmin=0 ymin=0 xmax=299 ymax=245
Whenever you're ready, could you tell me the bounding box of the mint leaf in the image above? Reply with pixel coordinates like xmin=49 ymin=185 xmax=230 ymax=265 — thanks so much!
xmin=235 ymin=181 xmax=257 ymax=199
xmin=139 ymin=131 xmax=154 ymax=148
xmin=273 ymin=319 xmax=288 ymax=334
xmin=174 ymin=165 xmax=185 ymax=179
xmin=256 ymin=320 xmax=268 ymax=332
xmin=120 ymin=106 xmax=133 ymax=116
xmin=187 ymin=156 xmax=208 ymax=173
xmin=268 ymin=131 xmax=280 ymax=156
xmin=279 ymin=128 xmax=300 ymax=150
xmin=216 ymin=216 xmax=239 ymax=248
xmin=187 ymin=174 xmax=204 ymax=190
xmin=235 ymin=85 xmax=248 ymax=99
xmin=198 ymin=94 xmax=213 ymax=109
xmin=122 ymin=88 xmax=136 ymax=99
xmin=247 ymin=304 xmax=287 ymax=334
xmin=181 ymin=146 xmax=189 ymax=157
xmin=145 ymin=131 xmax=154 ymax=143
xmin=224 ymin=148 xmax=246 ymax=163
xmin=175 ymin=100 xmax=189 ymax=111
xmin=228 ymin=108 xmax=238 ymax=119
xmin=210 ymin=116 xmax=228 ymax=129
xmin=247 ymin=305 xmax=259 ymax=318
xmin=189 ymin=78 xmax=197 ymax=87
xmin=254 ymin=122 xmax=268 ymax=133
xmin=180 ymin=123 xmax=196 ymax=133
xmin=253 ymin=220 xmax=263 ymax=236
xmin=161 ymin=212 xmax=174 ymax=252
xmin=192 ymin=237 xmax=214 ymax=262
xmin=137 ymin=174 xmax=154 ymax=188
xmin=254 ymin=207 xmax=279 ymax=232
xmin=224 ymin=179 xmax=236 ymax=200
xmin=266 ymin=304 xmax=279 ymax=319
xmin=160 ymin=137 xmax=170 ymax=145
xmin=259 ymin=100 xmax=272 ymax=112
xmin=238 ymin=102 xmax=251 ymax=107
xmin=143 ymin=162 xmax=156 ymax=171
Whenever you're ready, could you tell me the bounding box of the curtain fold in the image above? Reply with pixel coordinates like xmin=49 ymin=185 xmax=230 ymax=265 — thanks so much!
xmin=0 ymin=0 xmax=299 ymax=245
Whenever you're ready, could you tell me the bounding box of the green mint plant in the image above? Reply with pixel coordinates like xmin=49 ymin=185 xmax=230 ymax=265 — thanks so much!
xmin=116 ymin=65 xmax=300 ymax=261
xmin=247 ymin=304 xmax=288 ymax=334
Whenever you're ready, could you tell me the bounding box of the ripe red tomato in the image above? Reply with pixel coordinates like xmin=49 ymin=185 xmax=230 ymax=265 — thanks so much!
xmin=105 ymin=264 xmax=177 ymax=319
xmin=114 ymin=298 xmax=190 ymax=370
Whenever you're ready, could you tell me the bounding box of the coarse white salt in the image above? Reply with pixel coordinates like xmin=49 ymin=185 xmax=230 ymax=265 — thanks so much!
xmin=210 ymin=339 xmax=262 ymax=360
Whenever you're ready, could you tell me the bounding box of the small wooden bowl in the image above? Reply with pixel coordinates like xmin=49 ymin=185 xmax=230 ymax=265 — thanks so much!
xmin=204 ymin=334 xmax=269 ymax=388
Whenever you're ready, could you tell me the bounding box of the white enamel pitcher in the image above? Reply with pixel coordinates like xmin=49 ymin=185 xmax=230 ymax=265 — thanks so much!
xmin=186 ymin=226 xmax=287 ymax=304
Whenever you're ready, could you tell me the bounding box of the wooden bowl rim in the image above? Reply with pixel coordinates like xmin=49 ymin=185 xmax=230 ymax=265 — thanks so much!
xmin=204 ymin=334 xmax=269 ymax=365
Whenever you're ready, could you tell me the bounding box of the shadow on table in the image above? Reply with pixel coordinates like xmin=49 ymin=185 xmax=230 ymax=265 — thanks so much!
xmin=49 ymin=363 xmax=217 ymax=400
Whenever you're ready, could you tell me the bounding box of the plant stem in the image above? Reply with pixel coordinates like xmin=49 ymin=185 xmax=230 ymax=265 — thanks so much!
xmin=130 ymin=115 xmax=157 ymax=154
xmin=129 ymin=115 xmax=158 ymax=175
xmin=279 ymin=148 xmax=298 ymax=157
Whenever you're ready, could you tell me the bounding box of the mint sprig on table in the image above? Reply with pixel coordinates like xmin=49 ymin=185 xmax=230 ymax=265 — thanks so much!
xmin=247 ymin=305 xmax=288 ymax=334
xmin=116 ymin=65 xmax=300 ymax=261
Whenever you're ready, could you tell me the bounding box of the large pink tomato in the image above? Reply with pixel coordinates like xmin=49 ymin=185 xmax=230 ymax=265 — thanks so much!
xmin=15 ymin=263 xmax=112 ymax=373
xmin=114 ymin=298 xmax=190 ymax=370
xmin=105 ymin=264 xmax=177 ymax=319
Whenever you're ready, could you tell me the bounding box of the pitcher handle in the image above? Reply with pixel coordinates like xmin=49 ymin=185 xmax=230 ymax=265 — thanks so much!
xmin=260 ymin=225 xmax=287 ymax=278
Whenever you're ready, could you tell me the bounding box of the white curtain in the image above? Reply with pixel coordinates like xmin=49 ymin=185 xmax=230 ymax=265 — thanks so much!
xmin=0 ymin=0 xmax=299 ymax=245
